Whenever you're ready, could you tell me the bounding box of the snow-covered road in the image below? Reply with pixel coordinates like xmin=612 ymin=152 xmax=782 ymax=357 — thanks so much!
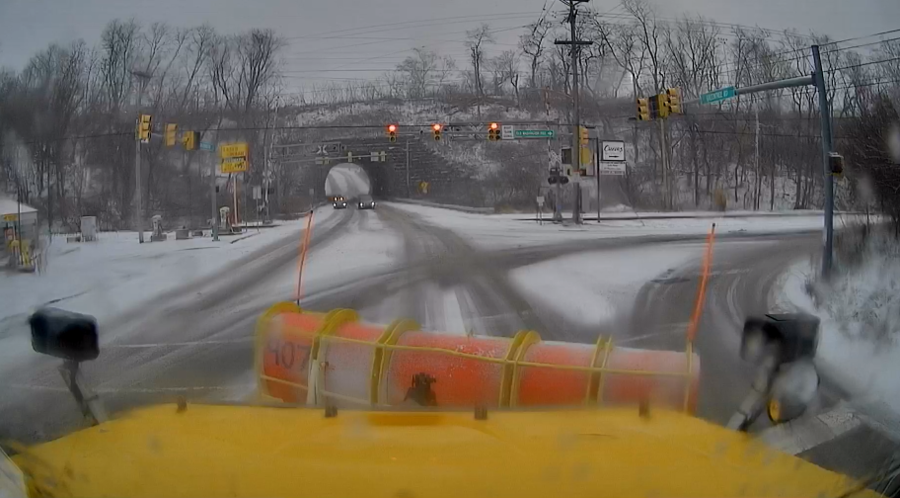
xmin=2 ymin=201 xmax=891 ymax=480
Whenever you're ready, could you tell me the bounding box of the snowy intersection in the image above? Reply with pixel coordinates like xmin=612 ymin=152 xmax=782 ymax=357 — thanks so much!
xmin=1 ymin=200 xmax=886 ymax=471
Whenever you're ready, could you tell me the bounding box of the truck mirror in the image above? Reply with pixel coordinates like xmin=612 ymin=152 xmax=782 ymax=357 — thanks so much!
xmin=29 ymin=308 xmax=99 ymax=362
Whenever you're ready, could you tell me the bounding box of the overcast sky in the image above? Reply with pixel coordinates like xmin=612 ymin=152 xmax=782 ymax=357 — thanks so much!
xmin=1 ymin=0 xmax=898 ymax=93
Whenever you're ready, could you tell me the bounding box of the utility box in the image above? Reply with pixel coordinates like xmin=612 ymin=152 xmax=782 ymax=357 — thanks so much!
xmin=81 ymin=216 xmax=97 ymax=242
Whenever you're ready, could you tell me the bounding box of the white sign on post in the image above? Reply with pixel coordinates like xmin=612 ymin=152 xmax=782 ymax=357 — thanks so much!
xmin=598 ymin=162 xmax=627 ymax=176
xmin=536 ymin=196 xmax=545 ymax=207
xmin=252 ymin=185 xmax=262 ymax=200
xmin=501 ymin=125 xmax=515 ymax=140
xmin=601 ymin=141 xmax=626 ymax=162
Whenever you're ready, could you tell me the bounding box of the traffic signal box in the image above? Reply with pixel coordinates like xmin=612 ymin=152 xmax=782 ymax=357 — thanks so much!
xmin=488 ymin=123 xmax=500 ymax=141
xmin=387 ymin=124 xmax=398 ymax=142
xmin=165 ymin=123 xmax=177 ymax=147
xmin=138 ymin=114 xmax=152 ymax=142
xmin=637 ymin=88 xmax=682 ymax=120
xmin=637 ymin=98 xmax=651 ymax=121
xmin=667 ymin=87 xmax=682 ymax=114
xmin=182 ymin=131 xmax=200 ymax=150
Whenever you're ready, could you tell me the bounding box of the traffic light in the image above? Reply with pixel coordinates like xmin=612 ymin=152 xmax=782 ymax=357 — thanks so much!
xmin=165 ymin=123 xmax=177 ymax=147
xmin=637 ymin=98 xmax=651 ymax=121
xmin=579 ymin=126 xmax=589 ymax=146
xmin=829 ymin=152 xmax=844 ymax=177
xmin=387 ymin=124 xmax=398 ymax=142
xmin=138 ymin=114 xmax=152 ymax=142
xmin=432 ymin=123 xmax=442 ymax=141
xmin=667 ymin=87 xmax=682 ymax=114
xmin=488 ymin=122 xmax=500 ymax=141
xmin=648 ymin=96 xmax=659 ymax=120
xmin=182 ymin=131 xmax=200 ymax=150
xmin=657 ymin=93 xmax=671 ymax=119
xmin=548 ymin=175 xmax=570 ymax=185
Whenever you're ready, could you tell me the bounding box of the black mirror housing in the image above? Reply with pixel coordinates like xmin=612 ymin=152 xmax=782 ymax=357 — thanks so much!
xmin=29 ymin=308 xmax=99 ymax=362
xmin=741 ymin=313 xmax=819 ymax=365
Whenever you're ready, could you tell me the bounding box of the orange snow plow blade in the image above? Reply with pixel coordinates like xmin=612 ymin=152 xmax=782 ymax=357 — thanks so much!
xmin=254 ymin=303 xmax=700 ymax=412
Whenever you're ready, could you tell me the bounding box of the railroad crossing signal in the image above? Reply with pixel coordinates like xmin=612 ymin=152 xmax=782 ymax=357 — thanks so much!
xmin=165 ymin=123 xmax=177 ymax=147
xmin=182 ymin=131 xmax=200 ymax=150
xmin=637 ymin=98 xmax=651 ymax=121
xmin=138 ymin=114 xmax=152 ymax=143
xmin=432 ymin=123 xmax=442 ymax=141
xmin=387 ymin=124 xmax=398 ymax=142
xmin=667 ymin=88 xmax=682 ymax=114
xmin=488 ymin=122 xmax=501 ymax=141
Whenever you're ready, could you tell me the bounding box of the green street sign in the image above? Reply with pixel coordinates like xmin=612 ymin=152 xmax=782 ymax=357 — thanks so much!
xmin=514 ymin=129 xmax=555 ymax=139
xmin=700 ymin=86 xmax=736 ymax=105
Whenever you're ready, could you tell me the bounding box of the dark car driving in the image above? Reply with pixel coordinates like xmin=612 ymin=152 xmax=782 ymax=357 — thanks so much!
xmin=358 ymin=195 xmax=375 ymax=210
xmin=332 ymin=196 xmax=348 ymax=209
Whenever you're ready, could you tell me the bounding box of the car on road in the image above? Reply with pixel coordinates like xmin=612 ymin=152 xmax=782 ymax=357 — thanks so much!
xmin=358 ymin=195 xmax=375 ymax=210
xmin=332 ymin=196 xmax=347 ymax=209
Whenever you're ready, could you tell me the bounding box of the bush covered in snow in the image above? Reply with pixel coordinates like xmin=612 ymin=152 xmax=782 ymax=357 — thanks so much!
xmin=811 ymin=226 xmax=900 ymax=345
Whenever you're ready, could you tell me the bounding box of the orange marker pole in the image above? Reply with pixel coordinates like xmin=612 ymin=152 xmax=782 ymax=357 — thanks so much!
xmin=295 ymin=209 xmax=315 ymax=305
xmin=686 ymin=223 xmax=716 ymax=343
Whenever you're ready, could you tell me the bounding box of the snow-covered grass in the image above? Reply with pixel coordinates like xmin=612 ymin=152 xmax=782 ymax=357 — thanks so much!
xmin=510 ymin=244 xmax=704 ymax=332
xmin=774 ymin=234 xmax=900 ymax=414
xmin=0 ymin=211 xmax=335 ymax=334
xmin=387 ymin=201 xmax=856 ymax=250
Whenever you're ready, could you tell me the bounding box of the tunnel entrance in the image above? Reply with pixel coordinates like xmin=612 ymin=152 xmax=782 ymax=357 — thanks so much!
xmin=324 ymin=163 xmax=372 ymax=200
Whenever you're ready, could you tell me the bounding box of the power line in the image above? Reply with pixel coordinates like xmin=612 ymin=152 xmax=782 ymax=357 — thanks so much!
xmin=821 ymin=28 xmax=900 ymax=48
xmin=828 ymin=56 xmax=900 ymax=73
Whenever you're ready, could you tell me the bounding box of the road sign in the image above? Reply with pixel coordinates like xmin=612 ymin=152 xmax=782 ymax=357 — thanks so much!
xmin=501 ymin=125 xmax=515 ymax=140
xmin=263 ymin=170 xmax=274 ymax=183
xmin=700 ymin=86 xmax=736 ymax=105
xmin=514 ymin=129 xmax=555 ymax=139
xmin=200 ymin=141 xmax=214 ymax=151
xmin=220 ymin=142 xmax=248 ymax=159
xmin=252 ymin=185 xmax=262 ymax=200
xmin=536 ymin=196 xmax=545 ymax=207
xmin=598 ymin=162 xmax=627 ymax=176
xmin=221 ymin=157 xmax=248 ymax=173
xmin=601 ymin=141 xmax=626 ymax=161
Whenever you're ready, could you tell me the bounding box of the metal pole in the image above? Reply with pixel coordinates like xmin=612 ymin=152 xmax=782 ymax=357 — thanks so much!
xmin=132 ymin=73 xmax=149 ymax=244
xmin=568 ymin=0 xmax=582 ymax=224
xmin=755 ymin=103 xmax=760 ymax=210
xmin=134 ymin=119 xmax=143 ymax=243
xmin=405 ymin=138 xmax=411 ymax=198
xmin=812 ymin=44 xmax=834 ymax=277
xmin=210 ymin=151 xmax=219 ymax=241
xmin=595 ymin=136 xmax=600 ymax=222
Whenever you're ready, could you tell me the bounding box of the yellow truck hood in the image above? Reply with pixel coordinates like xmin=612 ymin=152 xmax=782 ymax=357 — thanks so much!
xmin=12 ymin=403 xmax=875 ymax=498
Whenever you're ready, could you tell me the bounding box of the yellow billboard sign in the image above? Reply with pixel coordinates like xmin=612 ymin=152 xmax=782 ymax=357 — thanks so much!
xmin=2 ymin=214 xmax=17 ymax=222
xmin=221 ymin=157 xmax=248 ymax=174
xmin=220 ymin=142 xmax=248 ymax=159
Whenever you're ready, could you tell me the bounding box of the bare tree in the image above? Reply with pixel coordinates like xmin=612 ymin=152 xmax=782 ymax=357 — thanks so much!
xmin=465 ymin=24 xmax=494 ymax=98
xmin=520 ymin=18 xmax=551 ymax=89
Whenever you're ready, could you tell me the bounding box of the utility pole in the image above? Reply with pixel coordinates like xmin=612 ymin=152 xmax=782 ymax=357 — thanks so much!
xmin=405 ymin=138 xmax=411 ymax=198
xmin=555 ymin=0 xmax=591 ymax=225
xmin=812 ymin=44 xmax=835 ymax=277
xmin=755 ymin=102 xmax=760 ymax=210
xmin=131 ymin=70 xmax=151 ymax=243
xmin=210 ymin=141 xmax=219 ymax=241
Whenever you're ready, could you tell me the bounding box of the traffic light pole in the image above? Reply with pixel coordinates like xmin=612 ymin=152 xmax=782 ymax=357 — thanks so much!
xmin=405 ymin=138 xmax=411 ymax=198
xmin=812 ymin=45 xmax=834 ymax=277
xmin=134 ymin=119 xmax=143 ymax=243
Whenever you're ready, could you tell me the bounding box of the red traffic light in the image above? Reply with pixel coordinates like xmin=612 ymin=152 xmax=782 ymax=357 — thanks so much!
xmin=489 ymin=122 xmax=499 ymax=130
xmin=432 ymin=124 xmax=442 ymax=131
xmin=387 ymin=124 xmax=397 ymax=132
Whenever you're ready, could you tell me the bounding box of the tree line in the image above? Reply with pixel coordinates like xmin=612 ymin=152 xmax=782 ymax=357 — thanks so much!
xmin=1 ymin=0 xmax=899 ymax=230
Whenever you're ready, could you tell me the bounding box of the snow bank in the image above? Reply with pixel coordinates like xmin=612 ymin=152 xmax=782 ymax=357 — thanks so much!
xmin=774 ymin=240 xmax=900 ymax=414
xmin=387 ymin=201 xmax=851 ymax=250
xmin=0 ymin=211 xmax=334 ymax=333
xmin=510 ymin=244 xmax=703 ymax=331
